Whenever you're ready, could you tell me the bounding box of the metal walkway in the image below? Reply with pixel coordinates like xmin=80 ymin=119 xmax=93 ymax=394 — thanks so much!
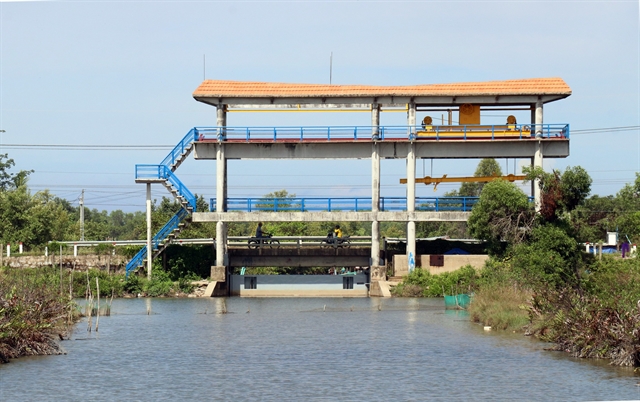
xmin=211 ymin=196 xmax=487 ymax=212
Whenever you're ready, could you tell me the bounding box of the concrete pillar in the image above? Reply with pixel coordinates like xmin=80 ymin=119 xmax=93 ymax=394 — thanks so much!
xmin=406 ymin=142 xmax=416 ymax=272
xmin=146 ymin=183 xmax=152 ymax=279
xmin=212 ymin=105 xmax=228 ymax=284
xmin=216 ymin=105 xmax=227 ymax=141
xmin=407 ymin=100 xmax=416 ymax=139
xmin=533 ymin=99 xmax=544 ymax=212
xmin=371 ymin=143 xmax=381 ymax=267
xmin=371 ymin=102 xmax=380 ymax=140
xmin=216 ymin=144 xmax=227 ymax=213
xmin=215 ymin=221 xmax=225 ymax=268
xmin=534 ymin=99 xmax=544 ymax=138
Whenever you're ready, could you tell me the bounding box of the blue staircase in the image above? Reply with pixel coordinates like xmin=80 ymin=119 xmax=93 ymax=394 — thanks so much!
xmin=126 ymin=129 xmax=200 ymax=276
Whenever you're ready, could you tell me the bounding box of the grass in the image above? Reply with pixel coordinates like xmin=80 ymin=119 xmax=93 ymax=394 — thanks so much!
xmin=0 ymin=267 xmax=79 ymax=363
xmin=467 ymin=282 xmax=532 ymax=331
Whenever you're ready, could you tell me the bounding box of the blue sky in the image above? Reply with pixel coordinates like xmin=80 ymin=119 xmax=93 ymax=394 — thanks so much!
xmin=1 ymin=0 xmax=638 ymax=212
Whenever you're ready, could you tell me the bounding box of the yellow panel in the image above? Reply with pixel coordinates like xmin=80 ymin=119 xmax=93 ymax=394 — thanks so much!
xmin=458 ymin=104 xmax=480 ymax=125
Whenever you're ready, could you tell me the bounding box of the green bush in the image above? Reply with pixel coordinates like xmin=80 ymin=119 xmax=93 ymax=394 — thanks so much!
xmin=143 ymin=268 xmax=174 ymax=297
xmin=510 ymin=224 xmax=584 ymax=290
xmin=123 ymin=273 xmax=144 ymax=295
xmin=393 ymin=265 xmax=478 ymax=297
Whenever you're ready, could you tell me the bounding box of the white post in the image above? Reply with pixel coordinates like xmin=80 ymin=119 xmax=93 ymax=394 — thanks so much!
xmin=371 ymin=141 xmax=381 ymax=267
xmin=146 ymin=183 xmax=152 ymax=280
xmin=533 ymin=99 xmax=544 ymax=212
xmin=407 ymin=100 xmax=416 ymax=139
xmin=216 ymin=105 xmax=227 ymax=141
xmin=215 ymin=104 xmax=228 ymax=277
xmin=6 ymin=244 xmax=10 ymax=258
xmin=371 ymin=102 xmax=380 ymax=140
xmin=406 ymin=142 xmax=416 ymax=272
xmin=19 ymin=242 xmax=23 ymax=254
xmin=73 ymin=244 xmax=78 ymax=257
xmin=45 ymin=246 xmax=48 ymax=257
xmin=216 ymin=221 xmax=225 ymax=267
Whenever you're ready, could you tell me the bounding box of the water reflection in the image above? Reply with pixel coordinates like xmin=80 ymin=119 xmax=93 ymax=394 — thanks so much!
xmin=1 ymin=297 xmax=638 ymax=402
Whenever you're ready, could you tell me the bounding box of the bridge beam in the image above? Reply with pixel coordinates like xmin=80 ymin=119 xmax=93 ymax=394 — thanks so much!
xmin=194 ymin=140 xmax=569 ymax=161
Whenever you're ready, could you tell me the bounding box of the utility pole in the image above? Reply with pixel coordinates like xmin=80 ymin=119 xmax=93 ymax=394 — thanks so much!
xmin=80 ymin=189 xmax=85 ymax=241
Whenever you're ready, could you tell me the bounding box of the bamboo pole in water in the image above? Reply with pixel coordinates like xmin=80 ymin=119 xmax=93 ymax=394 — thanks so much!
xmin=95 ymin=277 xmax=100 ymax=332
xmin=86 ymin=271 xmax=92 ymax=332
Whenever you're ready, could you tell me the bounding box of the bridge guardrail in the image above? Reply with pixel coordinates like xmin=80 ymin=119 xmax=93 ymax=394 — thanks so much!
xmin=160 ymin=128 xmax=199 ymax=168
xmin=194 ymin=124 xmax=569 ymax=142
xmin=211 ymin=197 xmax=484 ymax=212
xmin=227 ymin=236 xmax=372 ymax=248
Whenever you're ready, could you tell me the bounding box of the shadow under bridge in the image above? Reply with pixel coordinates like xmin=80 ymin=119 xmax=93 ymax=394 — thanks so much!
xmin=227 ymin=236 xmax=372 ymax=267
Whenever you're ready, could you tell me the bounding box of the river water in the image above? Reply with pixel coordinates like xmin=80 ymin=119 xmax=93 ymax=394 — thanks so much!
xmin=1 ymin=297 xmax=639 ymax=401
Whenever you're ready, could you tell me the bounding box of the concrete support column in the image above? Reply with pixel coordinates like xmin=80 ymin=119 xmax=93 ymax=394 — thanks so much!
xmin=212 ymin=105 xmax=228 ymax=283
xmin=407 ymin=100 xmax=416 ymax=140
xmin=534 ymin=99 xmax=544 ymax=138
xmin=215 ymin=221 xmax=226 ymax=268
xmin=216 ymin=105 xmax=227 ymax=141
xmin=371 ymin=102 xmax=380 ymax=140
xmin=406 ymin=142 xmax=416 ymax=273
xmin=533 ymin=99 xmax=544 ymax=212
xmin=216 ymin=144 xmax=227 ymax=213
xmin=371 ymin=142 xmax=381 ymax=269
xmin=146 ymin=183 xmax=152 ymax=280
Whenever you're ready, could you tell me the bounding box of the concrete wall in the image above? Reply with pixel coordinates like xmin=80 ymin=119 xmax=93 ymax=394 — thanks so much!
xmin=230 ymin=274 xmax=368 ymax=297
xmin=393 ymin=254 xmax=489 ymax=277
xmin=2 ymin=254 xmax=126 ymax=270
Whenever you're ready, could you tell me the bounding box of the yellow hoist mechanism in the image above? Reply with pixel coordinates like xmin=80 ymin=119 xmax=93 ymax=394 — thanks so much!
xmin=400 ymin=174 xmax=526 ymax=191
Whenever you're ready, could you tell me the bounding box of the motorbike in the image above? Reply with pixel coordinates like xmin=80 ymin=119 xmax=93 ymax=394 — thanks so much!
xmin=321 ymin=231 xmax=351 ymax=248
xmin=248 ymin=232 xmax=280 ymax=249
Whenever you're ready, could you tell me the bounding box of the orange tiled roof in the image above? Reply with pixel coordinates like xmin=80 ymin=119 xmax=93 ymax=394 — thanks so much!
xmin=193 ymin=78 xmax=571 ymax=98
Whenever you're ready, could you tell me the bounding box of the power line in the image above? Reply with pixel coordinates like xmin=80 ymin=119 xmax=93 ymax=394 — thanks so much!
xmin=1 ymin=125 xmax=639 ymax=150
xmin=1 ymin=144 xmax=173 ymax=150
xmin=571 ymin=126 xmax=640 ymax=135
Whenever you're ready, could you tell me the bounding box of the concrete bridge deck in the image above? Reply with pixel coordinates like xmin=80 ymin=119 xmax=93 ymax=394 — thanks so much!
xmin=228 ymin=246 xmax=371 ymax=268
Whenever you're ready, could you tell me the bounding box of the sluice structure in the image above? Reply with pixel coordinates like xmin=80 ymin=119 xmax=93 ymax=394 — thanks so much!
xmin=130 ymin=77 xmax=571 ymax=295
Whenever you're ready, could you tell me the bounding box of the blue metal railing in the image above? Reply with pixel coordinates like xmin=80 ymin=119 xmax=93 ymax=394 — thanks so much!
xmin=152 ymin=208 xmax=190 ymax=248
xmin=126 ymin=208 xmax=191 ymax=276
xmin=193 ymin=124 xmax=569 ymax=142
xmin=210 ymin=196 xmax=493 ymax=212
xmin=135 ymin=164 xmax=197 ymax=210
xmin=160 ymin=128 xmax=199 ymax=168
xmin=126 ymin=246 xmax=147 ymax=276
xmin=416 ymin=123 xmax=570 ymax=140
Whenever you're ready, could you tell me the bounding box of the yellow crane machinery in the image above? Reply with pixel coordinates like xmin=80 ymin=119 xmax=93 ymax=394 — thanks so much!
xmin=400 ymin=174 xmax=526 ymax=191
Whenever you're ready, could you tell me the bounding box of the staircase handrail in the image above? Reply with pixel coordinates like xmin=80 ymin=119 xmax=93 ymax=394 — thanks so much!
xmin=160 ymin=128 xmax=199 ymax=168
xmin=164 ymin=169 xmax=197 ymax=210
xmin=126 ymin=246 xmax=147 ymax=276
xmin=152 ymin=208 xmax=190 ymax=248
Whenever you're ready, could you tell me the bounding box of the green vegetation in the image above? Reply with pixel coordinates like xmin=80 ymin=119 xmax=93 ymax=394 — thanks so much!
xmin=392 ymin=265 xmax=478 ymax=297
xmin=468 ymin=166 xmax=640 ymax=366
xmin=393 ymin=161 xmax=640 ymax=366
xmin=0 ymin=267 xmax=77 ymax=363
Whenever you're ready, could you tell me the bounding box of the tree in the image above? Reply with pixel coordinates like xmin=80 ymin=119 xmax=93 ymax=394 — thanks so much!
xmin=467 ymin=179 xmax=534 ymax=253
xmin=525 ymin=165 xmax=591 ymax=221
xmin=456 ymin=158 xmax=503 ymax=197
xmin=0 ymin=153 xmax=33 ymax=191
